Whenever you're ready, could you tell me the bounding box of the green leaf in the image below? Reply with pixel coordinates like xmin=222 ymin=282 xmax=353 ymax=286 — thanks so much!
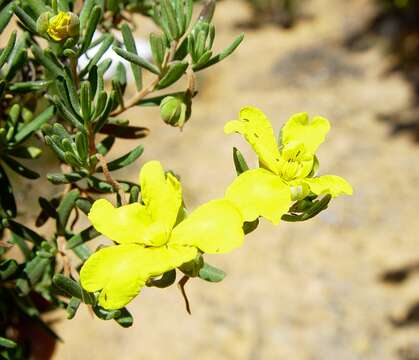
xmin=93 ymin=91 xmax=116 ymax=133
xmin=0 ymin=337 xmax=17 ymax=349
xmin=160 ymin=0 xmax=179 ymax=40
xmin=113 ymin=47 xmax=160 ymax=75
xmin=232 ymin=147 xmax=249 ymax=175
xmin=79 ymin=5 xmax=103 ymax=54
xmin=75 ymin=198 xmax=92 ymax=215
xmin=7 ymin=219 xmax=45 ymax=245
xmin=66 ymin=297 xmax=81 ymax=319
xmin=0 ymin=259 xmax=18 ymax=280
xmin=14 ymin=6 xmax=37 ymax=33
xmin=0 ymin=30 xmax=16 ymax=69
xmin=8 ymin=80 xmax=51 ymax=93
xmin=194 ymin=33 xmax=244 ymax=71
xmin=47 ymin=172 xmax=85 ymax=185
xmin=121 ymin=23 xmax=142 ymax=90
xmin=198 ymin=262 xmax=226 ymax=282
xmin=0 ymin=164 xmax=16 ymax=217
xmin=72 ymin=244 xmax=92 ymax=261
xmin=149 ymin=32 xmax=166 ymax=68
xmin=2 ymin=156 xmax=39 ymax=179
xmin=157 ymin=61 xmax=188 ymax=89
xmin=24 ymin=256 xmax=50 ymax=285
xmin=80 ymin=34 xmax=114 ymax=77
xmin=14 ymin=106 xmax=55 ymax=143
xmin=129 ymin=185 xmax=140 ymax=203
xmin=5 ymin=48 xmax=27 ymax=82
xmin=31 ymin=44 xmax=62 ymax=77
xmin=79 ymin=0 xmax=95 ymax=30
xmin=96 ymin=136 xmax=115 ymax=156
xmin=8 ymin=146 xmax=42 ymax=159
xmin=0 ymin=2 xmax=15 ymax=33
xmin=56 ymin=190 xmax=80 ymax=234
xmin=99 ymin=145 xmax=144 ymax=172
xmin=53 ymin=274 xmax=95 ymax=304
xmin=66 ymin=226 xmax=100 ymax=249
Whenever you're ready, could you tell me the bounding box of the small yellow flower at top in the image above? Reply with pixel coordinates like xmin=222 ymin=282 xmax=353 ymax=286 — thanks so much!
xmin=47 ymin=11 xmax=79 ymax=42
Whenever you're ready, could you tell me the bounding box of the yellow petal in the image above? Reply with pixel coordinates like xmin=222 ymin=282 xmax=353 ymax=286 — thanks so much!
xmin=281 ymin=113 xmax=330 ymax=154
xmin=224 ymin=106 xmax=281 ymax=174
xmin=88 ymin=199 xmax=155 ymax=245
xmin=304 ymin=175 xmax=353 ymax=197
xmin=170 ymin=199 xmax=244 ymax=254
xmin=80 ymin=243 xmax=197 ymax=309
xmin=139 ymin=160 xmax=182 ymax=230
xmin=80 ymin=244 xmax=147 ymax=309
xmin=225 ymin=168 xmax=292 ymax=225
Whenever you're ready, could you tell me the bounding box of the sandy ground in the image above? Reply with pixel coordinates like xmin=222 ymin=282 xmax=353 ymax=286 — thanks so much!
xmin=47 ymin=0 xmax=419 ymax=358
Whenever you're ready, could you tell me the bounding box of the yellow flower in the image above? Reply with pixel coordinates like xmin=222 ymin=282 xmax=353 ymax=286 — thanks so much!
xmin=224 ymin=106 xmax=353 ymax=224
xmin=80 ymin=161 xmax=244 ymax=310
xmin=47 ymin=11 xmax=79 ymax=42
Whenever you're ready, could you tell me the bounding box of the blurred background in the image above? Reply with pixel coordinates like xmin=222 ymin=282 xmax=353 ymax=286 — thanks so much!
xmin=17 ymin=0 xmax=419 ymax=358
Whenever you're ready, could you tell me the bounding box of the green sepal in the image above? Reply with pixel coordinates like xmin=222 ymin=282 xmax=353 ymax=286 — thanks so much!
xmin=147 ymin=269 xmax=176 ymax=288
xmin=232 ymin=147 xmax=249 ymax=175
xmin=198 ymin=262 xmax=226 ymax=282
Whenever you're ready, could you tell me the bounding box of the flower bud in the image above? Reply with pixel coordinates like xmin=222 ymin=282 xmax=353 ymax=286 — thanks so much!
xmin=159 ymin=95 xmax=191 ymax=128
xmin=46 ymin=11 xmax=80 ymax=42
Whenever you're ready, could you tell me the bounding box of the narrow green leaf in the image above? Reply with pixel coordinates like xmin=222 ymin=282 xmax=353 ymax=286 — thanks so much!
xmin=66 ymin=297 xmax=81 ymax=319
xmin=53 ymin=274 xmax=95 ymax=304
xmin=0 ymin=164 xmax=16 ymax=217
xmin=121 ymin=23 xmax=142 ymax=90
xmin=96 ymin=136 xmax=115 ymax=155
xmin=0 ymin=30 xmax=16 ymax=69
xmin=0 ymin=337 xmax=17 ymax=349
xmin=80 ymin=34 xmax=114 ymax=77
xmin=0 ymin=2 xmax=15 ymax=33
xmin=14 ymin=6 xmax=37 ymax=33
xmin=114 ymin=47 xmax=160 ymax=75
xmin=75 ymin=198 xmax=92 ymax=215
xmin=0 ymin=259 xmax=18 ymax=280
xmin=14 ymin=106 xmax=55 ymax=144
xmin=149 ymin=32 xmax=165 ymax=68
xmin=7 ymin=220 xmax=45 ymax=245
xmin=79 ymin=0 xmax=95 ymax=30
xmin=2 ymin=156 xmax=39 ymax=179
xmin=47 ymin=172 xmax=85 ymax=184
xmin=194 ymin=33 xmax=244 ymax=71
xmin=8 ymin=80 xmax=51 ymax=93
xmin=79 ymin=6 xmax=103 ymax=54
xmin=157 ymin=61 xmax=188 ymax=89
xmin=31 ymin=44 xmax=62 ymax=77
xmin=100 ymin=145 xmax=144 ymax=172
xmin=24 ymin=256 xmax=50 ymax=285
xmin=66 ymin=226 xmax=100 ymax=249
xmin=57 ymin=190 xmax=80 ymax=234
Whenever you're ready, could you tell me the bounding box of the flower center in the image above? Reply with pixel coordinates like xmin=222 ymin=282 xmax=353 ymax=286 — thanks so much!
xmin=278 ymin=141 xmax=313 ymax=181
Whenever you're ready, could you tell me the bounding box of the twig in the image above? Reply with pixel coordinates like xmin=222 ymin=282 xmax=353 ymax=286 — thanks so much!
xmin=96 ymin=153 xmax=127 ymax=205
xmin=178 ymin=275 xmax=192 ymax=315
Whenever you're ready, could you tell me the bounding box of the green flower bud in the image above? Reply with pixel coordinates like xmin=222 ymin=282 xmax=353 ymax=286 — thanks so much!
xmin=160 ymin=95 xmax=191 ymax=128
xmin=46 ymin=11 xmax=80 ymax=42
